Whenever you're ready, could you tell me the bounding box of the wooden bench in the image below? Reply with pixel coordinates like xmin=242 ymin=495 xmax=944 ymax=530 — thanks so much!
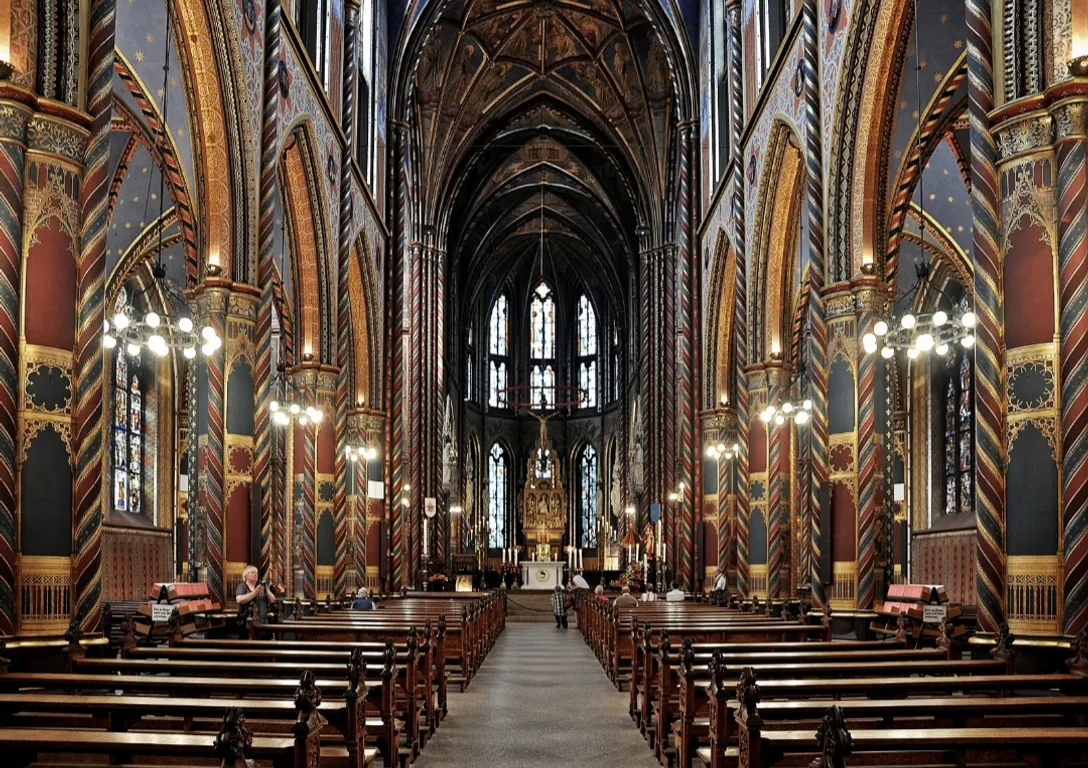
xmin=694 ymin=663 xmax=1088 ymax=768
xmin=733 ymin=703 xmax=1088 ymax=768
xmin=0 ymin=647 xmax=394 ymax=767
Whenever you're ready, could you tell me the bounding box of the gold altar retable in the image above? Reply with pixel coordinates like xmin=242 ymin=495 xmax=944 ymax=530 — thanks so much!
xmin=521 ymin=424 xmax=567 ymax=560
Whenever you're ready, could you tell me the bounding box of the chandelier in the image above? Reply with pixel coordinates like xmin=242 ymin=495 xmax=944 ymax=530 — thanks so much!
xmin=101 ymin=0 xmax=221 ymax=360
xmin=862 ymin=262 xmax=976 ymax=360
xmin=759 ymin=397 xmax=813 ymax=426
xmin=861 ymin=0 xmax=975 ymax=362
xmin=268 ymin=363 xmax=324 ymax=427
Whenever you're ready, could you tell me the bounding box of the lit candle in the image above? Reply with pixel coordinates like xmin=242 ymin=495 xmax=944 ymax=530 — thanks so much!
xmin=502 ymin=548 xmax=507 ymax=564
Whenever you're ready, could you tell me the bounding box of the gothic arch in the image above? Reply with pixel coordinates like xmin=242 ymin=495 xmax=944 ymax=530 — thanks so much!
xmin=173 ymin=0 xmax=253 ymax=281
xmin=348 ymin=235 xmax=382 ymax=406
xmin=704 ymin=228 xmax=735 ymax=408
xmin=826 ymin=0 xmax=913 ymax=282
xmin=883 ymin=58 xmax=968 ymax=284
xmin=750 ymin=120 xmax=805 ymax=363
xmin=277 ymin=123 xmax=335 ymax=364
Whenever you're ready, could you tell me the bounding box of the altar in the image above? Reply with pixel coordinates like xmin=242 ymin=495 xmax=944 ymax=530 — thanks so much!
xmin=521 ymin=561 xmax=565 ymax=590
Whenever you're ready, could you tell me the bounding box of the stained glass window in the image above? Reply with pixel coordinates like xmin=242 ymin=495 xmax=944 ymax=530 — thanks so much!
xmin=579 ymin=445 xmax=598 ymax=548
xmin=530 ymin=282 xmax=555 ymax=358
xmin=611 ymin=324 xmax=621 ymax=403
xmin=488 ymin=295 xmax=509 ymax=408
xmin=576 ymin=295 xmax=598 ymax=408
xmin=112 ymin=288 xmax=144 ymax=515
xmin=527 ymin=283 xmax=556 ymax=407
xmin=942 ymin=349 xmax=974 ymax=518
xmin=488 ymin=443 xmax=507 ymax=548
xmin=530 ymin=364 xmax=555 ymax=407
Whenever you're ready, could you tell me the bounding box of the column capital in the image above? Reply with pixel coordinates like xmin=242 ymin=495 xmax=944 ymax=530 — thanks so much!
xmin=26 ymin=113 xmax=88 ymax=165
xmin=992 ymin=110 xmax=1054 ymax=163
xmin=0 ymin=99 xmax=31 ymax=144
xmin=1051 ymin=97 xmax=1088 ymax=142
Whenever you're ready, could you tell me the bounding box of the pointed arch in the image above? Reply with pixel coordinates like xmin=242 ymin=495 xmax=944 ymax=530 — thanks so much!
xmin=348 ymin=235 xmax=382 ymax=406
xmin=751 ymin=120 xmax=805 ymax=363
xmin=826 ymin=0 xmax=913 ymax=281
xmin=278 ymin=123 xmax=335 ymax=364
xmin=173 ymin=0 xmax=253 ymax=280
xmin=705 ymin=229 xmax=736 ymax=408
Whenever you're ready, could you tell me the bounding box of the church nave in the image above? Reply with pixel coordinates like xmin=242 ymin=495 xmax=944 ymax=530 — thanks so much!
xmin=415 ymin=623 xmax=659 ymax=768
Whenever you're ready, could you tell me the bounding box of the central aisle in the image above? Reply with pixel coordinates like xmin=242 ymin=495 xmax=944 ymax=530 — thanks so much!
xmin=414 ymin=623 xmax=661 ymax=768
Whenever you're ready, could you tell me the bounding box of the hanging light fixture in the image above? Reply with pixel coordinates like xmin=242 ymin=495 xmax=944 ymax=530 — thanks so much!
xmin=101 ymin=1 xmax=220 ymax=359
xmin=861 ymin=0 xmax=975 ymax=362
xmin=759 ymin=396 xmax=813 ymax=426
xmin=267 ymin=363 xmax=325 ymax=427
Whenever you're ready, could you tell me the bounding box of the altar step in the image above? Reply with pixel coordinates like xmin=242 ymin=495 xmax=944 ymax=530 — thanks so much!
xmin=503 ymin=590 xmax=577 ymax=624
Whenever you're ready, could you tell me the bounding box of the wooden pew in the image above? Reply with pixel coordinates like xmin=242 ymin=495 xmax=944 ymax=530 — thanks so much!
xmin=733 ymin=702 xmax=1088 ymax=768
xmin=696 ymin=663 xmax=1088 ymax=768
xmin=0 ymin=647 xmax=394 ymax=767
xmin=665 ymin=646 xmax=1001 ymax=767
xmin=0 ymin=692 xmax=331 ymax=768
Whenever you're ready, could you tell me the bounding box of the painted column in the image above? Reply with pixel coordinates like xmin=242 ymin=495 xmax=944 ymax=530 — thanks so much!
xmin=676 ymin=122 xmax=698 ymax=590
xmin=726 ymin=0 xmax=750 ymax=598
xmin=1055 ymin=93 xmax=1088 ymax=636
xmin=315 ymin=369 xmax=337 ymax=598
xmin=193 ymin=283 xmax=230 ymax=603
xmin=254 ymin=0 xmax=281 ymax=584
xmin=991 ymin=108 xmax=1061 ymax=635
xmin=73 ymin=0 xmax=115 ymax=630
xmin=765 ymin=363 xmax=791 ymax=599
xmin=801 ymin=0 xmax=829 ymax=608
xmin=333 ymin=0 xmax=360 ymax=597
xmin=744 ymin=367 xmax=769 ymax=598
xmin=388 ymin=122 xmax=409 ymax=589
xmin=0 ymin=99 xmax=30 ymax=634
xmin=410 ymin=231 xmax=445 ymax=575
xmin=854 ymin=271 xmax=886 ymax=609
xmin=824 ymin=287 xmax=860 ymax=609
xmin=222 ymin=289 xmax=260 ymax=600
xmin=967 ymin=0 xmax=1007 ymax=634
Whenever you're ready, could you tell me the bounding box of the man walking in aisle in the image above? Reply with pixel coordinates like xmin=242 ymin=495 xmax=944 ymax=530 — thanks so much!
xmin=552 ymin=584 xmax=569 ymax=629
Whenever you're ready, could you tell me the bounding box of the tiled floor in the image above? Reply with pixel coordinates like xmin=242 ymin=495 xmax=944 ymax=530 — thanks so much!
xmin=413 ymin=623 xmax=661 ymax=768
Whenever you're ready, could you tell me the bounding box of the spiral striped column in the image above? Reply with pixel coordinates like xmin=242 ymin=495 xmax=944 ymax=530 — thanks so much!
xmin=717 ymin=447 xmax=730 ymax=574
xmin=333 ymin=1 xmax=360 ymax=596
xmin=389 ymin=124 xmax=409 ymax=589
xmin=300 ymin=414 xmax=317 ymax=598
xmin=408 ymin=244 xmax=423 ymax=574
xmin=855 ymin=297 xmax=879 ymax=610
xmin=725 ymin=0 xmax=749 ymax=598
xmin=254 ymin=0 xmax=281 ymax=582
xmin=0 ymin=102 xmax=27 ymax=634
xmin=1057 ymin=99 xmax=1088 ymax=636
xmin=801 ymin=0 xmax=828 ymax=608
xmin=766 ymin=376 xmax=784 ymax=600
xmin=677 ymin=125 xmax=697 ymax=590
xmin=198 ymin=289 xmax=228 ymax=603
xmin=72 ymin=0 xmax=114 ymax=631
xmin=967 ymin=0 xmax=1006 ymax=633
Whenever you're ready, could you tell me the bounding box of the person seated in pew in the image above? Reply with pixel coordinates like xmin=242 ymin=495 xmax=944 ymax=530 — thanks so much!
xmin=665 ymin=581 xmax=685 ymax=602
xmin=351 ymin=587 xmax=375 ymax=610
xmin=614 ymin=586 xmax=639 ymax=610
xmin=594 ymin=585 xmax=608 ymax=602
xmin=236 ymin=564 xmax=276 ymax=625
xmin=640 ymin=588 xmax=657 ymax=602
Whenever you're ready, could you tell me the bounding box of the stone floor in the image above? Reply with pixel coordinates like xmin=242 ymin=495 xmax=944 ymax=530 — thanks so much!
xmin=413 ymin=623 xmax=660 ymax=768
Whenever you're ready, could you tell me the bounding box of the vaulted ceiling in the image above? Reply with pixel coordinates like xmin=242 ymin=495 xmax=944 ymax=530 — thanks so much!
xmin=404 ymin=0 xmax=684 ymax=323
